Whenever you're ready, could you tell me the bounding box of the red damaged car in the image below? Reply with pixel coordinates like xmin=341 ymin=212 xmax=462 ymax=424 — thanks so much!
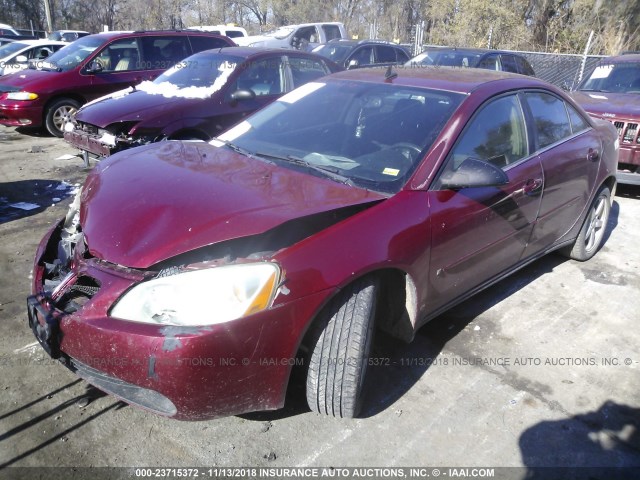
xmin=28 ymin=67 xmax=618 ymax=420
xmin=64 ymin=47 xmax=340 ymax=161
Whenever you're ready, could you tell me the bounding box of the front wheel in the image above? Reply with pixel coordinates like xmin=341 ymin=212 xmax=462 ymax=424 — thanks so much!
xmin=562 ymin=186 xmax=611 ymax=261
xmin=306 ymin=277 xmax=378 ymax=418
xmin=45 ymin=98 xmax=81 ymax=137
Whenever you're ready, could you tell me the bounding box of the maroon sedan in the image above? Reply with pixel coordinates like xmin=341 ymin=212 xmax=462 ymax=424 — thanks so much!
xmin=28 ymin=67 xmax=618 ymax=420
xmin=64 ymin=47 xmax=340 ymax=162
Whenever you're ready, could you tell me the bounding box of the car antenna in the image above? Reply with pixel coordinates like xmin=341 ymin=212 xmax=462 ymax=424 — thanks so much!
xmin=385 ymin=66 xmax=398 ymax=82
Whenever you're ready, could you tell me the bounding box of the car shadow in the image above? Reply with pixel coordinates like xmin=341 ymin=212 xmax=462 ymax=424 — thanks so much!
xmin=0 ymin=179 xmax=78 ymax=224
xmin=616 ymin=184 xmax=640 ymax=200
xmin=0 ymin=381 xmax=125 ymax=468
xmin=14 ymin=126 xmax=50 ymax=137
xmin=360 ymin=253 xmax=567 ymax=418
xmin=519 ymin=400 xmax=640 ymax=477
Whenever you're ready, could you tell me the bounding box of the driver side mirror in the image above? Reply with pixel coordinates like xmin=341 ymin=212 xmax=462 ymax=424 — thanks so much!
xmin=347 ymin=59 xmax=359 ymax=70
xmin=15 ymin=55 xmax=28 ymax=63
xmin=85 ymin=60 xmax=104 ymax=74
xmin=230 ymin=89 xmax=256 ymax=103
xmin=439 ymin=157 xmax=509 ymax=190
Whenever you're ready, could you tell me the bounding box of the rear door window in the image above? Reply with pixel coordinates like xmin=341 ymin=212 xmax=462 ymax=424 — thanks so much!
xmin=477 ymin=54 xmax=500 ymax=71
xmin=287 ymin=56 xmax=331 ymax=88
xmin=375 ymin=46 xmax=398 ymax=63
xmin=140 ymin=36 xmax=190 ymax=70
xmin=524 ymin=92 xmax=572 ymax=149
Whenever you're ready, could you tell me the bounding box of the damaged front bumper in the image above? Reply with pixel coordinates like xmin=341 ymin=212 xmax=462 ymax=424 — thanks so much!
xmin=28 ymin=218 xmax=332 ymax=420
xmin=63 ymin=125 xmax=152 ymax=158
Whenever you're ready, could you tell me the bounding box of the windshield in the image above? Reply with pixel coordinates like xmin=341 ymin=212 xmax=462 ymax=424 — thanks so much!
xmin=579 ymin=62 xmax=640 ymax=94
xmin=0 ymin=41 xmax=28 ymax=58
xmin=137 ymin=53 xmax=243 ymax=98
xmin=213 ymin=80 xmax=465 ymax=194
xmin=37 ymin=35 xmax=103 ymax=71
xmin=312 ymin=44 xmax=352 ymax=63
xmin=265 ymin=27 xmax=294 ymax=39
xmin=407 ymin=50 xmax=482 ymax=67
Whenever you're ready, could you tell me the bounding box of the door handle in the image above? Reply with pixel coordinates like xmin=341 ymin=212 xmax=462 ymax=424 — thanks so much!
xmin=523 ymin=178 xmax=543 ymax=196
xmin=587 ymin=148 xmax=599 ymax=162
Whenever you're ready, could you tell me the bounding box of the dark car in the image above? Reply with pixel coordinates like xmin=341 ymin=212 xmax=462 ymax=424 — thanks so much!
xmin=569 ymin=54 xmax=640 ymax=185
xmin=64 ymin=47 xmax=340 ymax=160
xmin=407 ymin=47 xmax=536 ymax=76
xmin=0 ymin=30 xmax=235 ymax=137
xmin=47 ymin=30 xmax=91 ymax=42
xmin=28 ymin=67 xmax=617 ymax=421
xmin=312 ymin=39 xmax=410 ymax=69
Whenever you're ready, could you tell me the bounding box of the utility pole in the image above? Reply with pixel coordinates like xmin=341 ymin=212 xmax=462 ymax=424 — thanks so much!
xmin=44 ymin=0 xmax=53 ymax=33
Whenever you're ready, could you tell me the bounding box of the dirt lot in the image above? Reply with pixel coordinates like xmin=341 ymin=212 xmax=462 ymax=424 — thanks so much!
xmin=1 ymin=126 xmax=639 ymax=478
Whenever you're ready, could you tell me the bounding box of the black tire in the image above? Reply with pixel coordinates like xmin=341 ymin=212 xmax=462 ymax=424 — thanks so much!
xmin=562 ymin=186 xmax=611 ymax=261
xmin=45 ymin=98 xmax=81 ymax=137
xmin=306 ymin=277 xmax=378 ymax=418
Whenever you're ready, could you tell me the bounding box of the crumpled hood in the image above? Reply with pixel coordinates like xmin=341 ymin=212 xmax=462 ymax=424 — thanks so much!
xmin=75 ymin=90 xmax=194 ymax=128
xmin=80 ymin=141 xmax=384 ymax=269
xmin=570 ymin=91 xmax=640 ymax=120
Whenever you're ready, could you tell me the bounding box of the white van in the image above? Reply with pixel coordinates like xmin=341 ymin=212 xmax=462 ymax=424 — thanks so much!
xmin=235 ymin=22 xmax=347 ymax=51
xmin=187 ymin=25 xmax=248 ymax=39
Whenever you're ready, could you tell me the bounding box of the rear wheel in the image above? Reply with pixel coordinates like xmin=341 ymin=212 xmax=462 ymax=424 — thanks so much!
xmin=306 ymin=277 xmax=378 ymax=418
xmin=562 ymin=186 xmax=611 ymax=261
xmin=45 ymin=98 xmax=80 ymax=137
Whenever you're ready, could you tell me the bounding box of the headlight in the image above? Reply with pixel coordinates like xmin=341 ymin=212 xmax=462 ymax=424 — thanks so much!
xmin=110 ymin=263 xmax=280 ymax=326
xmin=6 ymin=91 xmax=39 ymax=100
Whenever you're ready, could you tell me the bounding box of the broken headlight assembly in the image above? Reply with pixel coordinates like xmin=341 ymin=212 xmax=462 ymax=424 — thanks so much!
xmin=110 ymin=263 xmax=280 ymax=326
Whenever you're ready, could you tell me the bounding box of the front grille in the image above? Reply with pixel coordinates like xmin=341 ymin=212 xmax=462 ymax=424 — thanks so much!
xmin=77 ymin=121 xmax=98 ymax=135
xmin=610 ymin=120 xmax=639 ymax=144
xmin=56 ymin=275 xmax=101 ymax=314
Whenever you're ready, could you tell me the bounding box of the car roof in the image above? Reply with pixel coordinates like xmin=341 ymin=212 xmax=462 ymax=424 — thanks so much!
xmin=84 ymin=30 xmax=227 ymax=41
xmin=325 ymin=65 xmax=553 ymax=95
xmin=598 ymin=54 xmax=640 ymax=64
xmin=419 ymin=46 xmax=524 ymax=57
xmin=326 ymin=39 xmax=402 ymax=47
xmin=11 ymin=39 xmax=67 ymax=47
xmin=196 ymin=45 xmax=333 ymax=59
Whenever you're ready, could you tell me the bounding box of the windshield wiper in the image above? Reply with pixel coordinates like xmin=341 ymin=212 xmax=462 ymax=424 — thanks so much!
xmin=212 ymin=138 xmax=259 ymax=160
xmin=256 ymin=152 xmax=355 ymax=186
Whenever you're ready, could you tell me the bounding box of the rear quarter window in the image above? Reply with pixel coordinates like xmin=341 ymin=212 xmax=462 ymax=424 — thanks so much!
xmin=322 ymin=25 xmax=342 ymax=41
xmin=500 ymin=55 xmax=519 ymax=73
xmin=189 ymin=35 xmax=233 ymax=54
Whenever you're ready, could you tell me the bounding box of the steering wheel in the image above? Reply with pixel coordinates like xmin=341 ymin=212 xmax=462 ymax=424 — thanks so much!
xmin=388 ymin=142 xmax=422 ymax=161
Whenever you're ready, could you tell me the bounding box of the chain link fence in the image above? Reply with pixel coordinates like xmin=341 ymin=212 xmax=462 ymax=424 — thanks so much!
xmin=507 ymin=50 xmax=606 ymax=89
